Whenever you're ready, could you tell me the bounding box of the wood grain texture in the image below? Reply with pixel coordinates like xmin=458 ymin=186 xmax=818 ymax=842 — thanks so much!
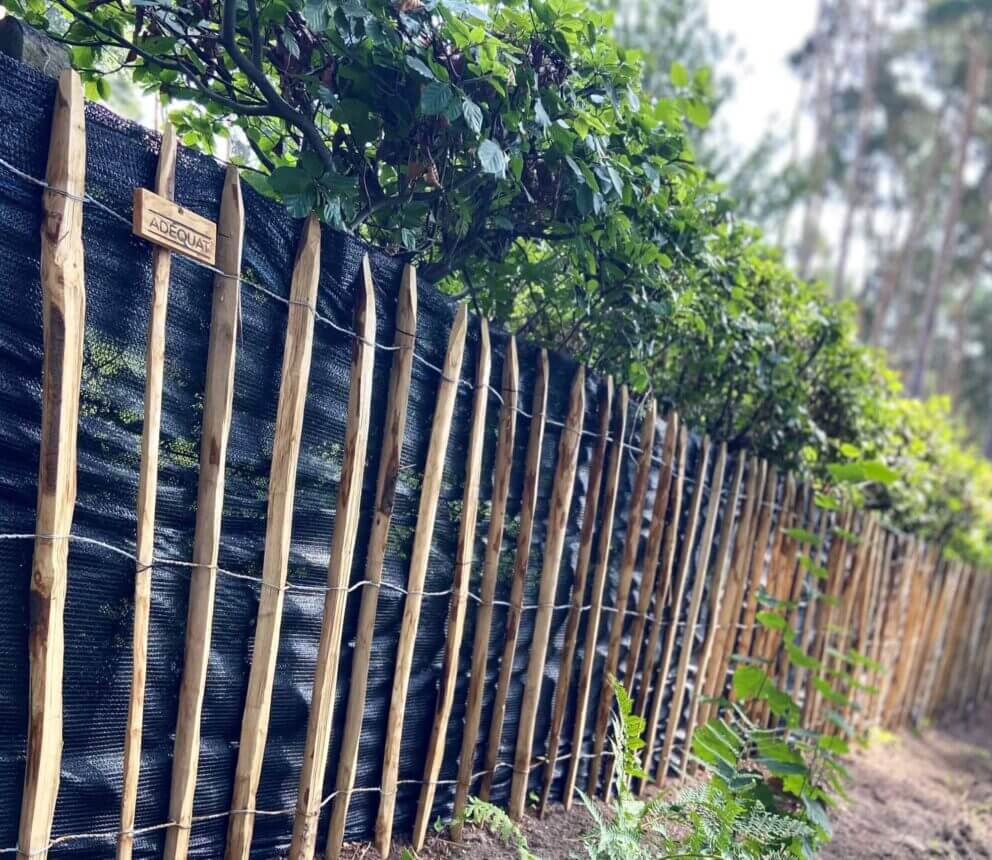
xmin=19 ymin=68 xmax=86 ymax=860
xmin=536 ymin=379 xmax=614 ymax=816
xmin=225 ymin=215 xmax=321 ymax=859
xmin=803 ymin=509 xmax=855 ymax=729
xmin=787 ymin=495 xmax=830 ymax=712
xmin=132 ymin=186 xmax=216 ymax=265
xmin=508 ymin=368 xmax=586 ymax=820
xmin=697 ymin=457 xmax=761 ymax=727
xmin=734 ymin=466 xmax=779 ymax=662
xmin=325 ymin=267 xmax=417 ymax=860
xmin=164 ymin=163 xmax=244 ymax=860
xmin=632 ymin=428 xmax=689 ymax=723
xmin=450 ymin=338 xmax=518 ymax=838
xmin=868 ymin=535 xmax=902 ymax=724
xmin=118 ymin=123 xmax=176 ymax=860
xmin=478 ymin=350 xmax=549 ymax=802
xmin=752 ymin=477 xmax=797 ymax=725
xmin=373 ymin=305 xmax=468 ymax=858
xmin=642 ymin=439 xmax=711 ymax=789
xmin=752 ymin=477 xmax=797 ymax=666
xmin=657 ymin=440 xmax=723 ymax=783
xmin=561 ymin=386 xmax=628 ymax=809
xmin=412 ymin=320 xmax=492 ymax=849
xmin=587 ymin=400 xmax=657 ymax=794
xmin=288 ymin=261 xmax=377 ymax=859
xmin=680 ymin=448 xmax=745 ymax=779
xmin=882 ymin=541 xmax=925 ymax=725
xmin=623 ymin=413 xmax=681 ymax=693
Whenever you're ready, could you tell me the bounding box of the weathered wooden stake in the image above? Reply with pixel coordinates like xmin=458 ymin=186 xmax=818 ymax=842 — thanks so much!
xmin=325 ymin=267 xmax=417 ymax=860
xmin=374 ymin=305 xmax=468 ymax=858
xmin=641 ymin=439 xmax=711 ymax=791
xmin=225 ymin=215 xmax=321 ymax=859
xmin=657 ymin=440 xmax=724 ymax=783
xmin=536 ymin=379 xmax=614 ymax=816
xmin=697 ymin=457 xmax=761 ymax=726
xmin=118 ymin=122 xmax=176 ymax=860
xmin=411 ymin=320 xmax=492 ymax=849
xmin=587 ymin=401 xmax=657 ymax=793
xmin=681 ymin=449 xmax=745 ymax=779
xmin=478 ymin=350 xmax=549 ymax=801
xmin=288 ymin=263 xmax=377 ymax=859
xmin=164 ymin=164 xmax=244 ymax=860
xmin=734 ymin=466 xmax=779 ymax=661
xmin=623 ymin=413 xmax=681 ymax=692
xmin=631 ymin=428 xmax=689 ymax=721
xmin=18 ymin=68 xmax=86 ymax=860
xmin=508 ymin=368 xmax=586 ymax=820
xmin=561 ymin=387 xmax=628 ymax=809
xmin=450 ymin=339 xmax=518 ymax=837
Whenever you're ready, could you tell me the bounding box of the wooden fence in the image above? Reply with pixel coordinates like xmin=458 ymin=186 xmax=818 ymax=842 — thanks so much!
xmin=7 ymin=68 xmax=992 ymax=860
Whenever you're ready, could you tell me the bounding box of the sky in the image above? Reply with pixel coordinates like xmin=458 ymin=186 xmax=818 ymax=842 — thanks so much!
xmin=704 ymin=0 xmax=819 ymax=154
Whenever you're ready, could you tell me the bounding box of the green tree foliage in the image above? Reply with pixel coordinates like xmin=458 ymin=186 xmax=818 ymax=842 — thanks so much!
xmin=11 ymin=0 xmax=991 ymax=563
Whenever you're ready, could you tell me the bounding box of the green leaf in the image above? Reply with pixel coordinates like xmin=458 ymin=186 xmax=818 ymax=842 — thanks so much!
xmin=756 ymin=611 xmax=787 ymax=632
xmin=861 ymin=460 xmax=899 ymax=484
xmin=800 ymin=556 xmax=829 ymax=579
xmin=534 ymin=98 xmax=552 ymax=130
xmin=785 ymin=641 xmax=821 ymax=670
xmin=478 ymin=139 xmax=509 ymax=178
xmin=785 ymin=527 xmax=821 ymax=546
xmin=268 ymin=165 xmax=312 ymax=196
xmin=684 ymin=99 xmax=711 ymax=127
xmin=462 ymin=98 xmax=483 ymax=134
xmin=814 ymin=493 xmax=839 ymax=511
xmin=406 ymin=55 xmax=437 ymax=80
xmin=732 ymin=666 xmax=767 ymax=701
xmin=421 ymin=82 xmax=453 ymax=115
xmin=670 ymin=61 xmax=689 ymax=87
xmin=818 ymin=734 xmax=849 ymax=755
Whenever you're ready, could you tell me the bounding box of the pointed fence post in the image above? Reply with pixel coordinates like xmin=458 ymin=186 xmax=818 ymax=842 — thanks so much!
xmin=373 ymin=305 xmax=468 ymax=858
xmin=289 ymin=262 xmax=377 ymax=859
xmin=536 ymin=379 xmax=614 ymax=816
xmin=164 ymin=164 xmax=244 ymax=860
xmin=324 ymin=267 xmax=417 ymax=860
xmin=119 ymin=123 xmax=176 ymax=860
xmin=450 ymin=338 xmax=518 ymax=837
xmin=411 ymin=320 xmax=492 ymax=850
xmin=560 ymin=386 xmax=628 ymax=809
xmin=657 ymin=440 xmax=724 ymax=783
xmin=225 ymin=215 xmax=321 ymax=859
xmin=588 ymin=401 xmax=657 ymax=794
xmin=478 ymin=350 xmax=549 ymax=801
xmin=18 ymin=68 xmax=86 ymax=860
xmin=508 ymin=368 xmax=586 ymax=820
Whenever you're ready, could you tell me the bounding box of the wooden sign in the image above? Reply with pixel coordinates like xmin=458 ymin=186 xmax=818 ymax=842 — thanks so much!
xmin=132 ymin=187 xmax=216 ymax=265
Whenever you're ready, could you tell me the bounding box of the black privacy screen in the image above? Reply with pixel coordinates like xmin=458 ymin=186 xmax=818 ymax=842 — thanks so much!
xmin=0 ymin=54 xmax=724 ymax=857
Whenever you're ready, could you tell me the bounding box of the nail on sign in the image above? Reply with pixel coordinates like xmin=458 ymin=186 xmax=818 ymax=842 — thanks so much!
xmin=132 ymin=187 xmax=217 ymax=265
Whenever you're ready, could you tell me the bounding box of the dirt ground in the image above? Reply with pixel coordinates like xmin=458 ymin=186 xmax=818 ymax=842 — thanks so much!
xmin=822 ymin=703 xmax=992 ymax=859
xmin=341 ymin=704 xmax=992 ymax=859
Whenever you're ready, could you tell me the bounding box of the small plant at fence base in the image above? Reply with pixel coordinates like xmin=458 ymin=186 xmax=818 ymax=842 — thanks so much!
xmin=578 ymin=677 xmax=828 ymax=860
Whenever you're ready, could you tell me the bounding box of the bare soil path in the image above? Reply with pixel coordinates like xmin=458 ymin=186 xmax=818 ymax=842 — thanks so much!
xmin=822 ymin=704 xmax=992 ymax=859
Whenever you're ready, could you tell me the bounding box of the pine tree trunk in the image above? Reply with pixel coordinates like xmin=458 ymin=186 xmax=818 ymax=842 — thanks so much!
xmin=833 ymin=1 xmax=880 ymax=300
xmin=867 ymin=111 xmax=947 ymax=346
xmin=909 ymin=37 xmax=986 ymax=396
xmin=797 ymin=0 xmax=842 ymax=278
xmin=944 ymin=169 xmax=992 ymax=403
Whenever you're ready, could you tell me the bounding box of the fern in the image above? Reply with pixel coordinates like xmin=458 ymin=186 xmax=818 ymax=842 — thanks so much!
xmin=453 ymin=796 xmax=541 ymax=860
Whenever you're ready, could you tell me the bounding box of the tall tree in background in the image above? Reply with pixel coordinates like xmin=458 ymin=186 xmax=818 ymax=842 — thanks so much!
xmin=797 ymin=0 xmax=846 ymax=279
xmin=910 ymin=13 xmax=987 ymax=395
xmin=832 ymin=0 xmax=880 ymax=299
